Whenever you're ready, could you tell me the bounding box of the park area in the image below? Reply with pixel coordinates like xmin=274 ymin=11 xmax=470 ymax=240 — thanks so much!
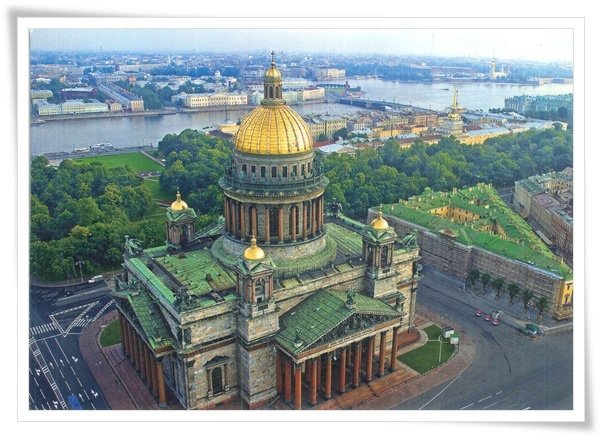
xmin=99 ymin=319 xmax=121 ymax=348
xmin=75 ymin=152 xmax=163 ymax=174
xmin=398 ymin=325 xmax=456 ymax=374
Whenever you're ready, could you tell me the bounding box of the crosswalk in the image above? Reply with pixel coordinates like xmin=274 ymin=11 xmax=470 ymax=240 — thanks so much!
xmin=30 ymin=318 xmax=90 ymax=336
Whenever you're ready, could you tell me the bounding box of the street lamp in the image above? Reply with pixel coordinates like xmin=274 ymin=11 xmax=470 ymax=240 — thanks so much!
xmin=427 ymin=335 xmax=445 ymax=364
xmin=75 ymin=260 xmax=84 ymax=283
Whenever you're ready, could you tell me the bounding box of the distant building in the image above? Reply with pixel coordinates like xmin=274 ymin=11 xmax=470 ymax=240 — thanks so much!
xmin=514 ymin=168 xmax=573 ymax=263
xmin=438 ymin=90 xmax=464 ymax=136
xmin=106 ymin=100 xmax=123 ymax=112
xmin=504 ymin=94 xmax=573 ymax=113
xmin=377 ymin=184 xmax=573 ymax=321
xmin=303 ymin=115 xmax=347 ymax=140
xmin=35 ymin=99 xmax=109 ymax=116
xmin=314 ymin=68 xmax=346 ymax=80
xmin=174 ymin=92 xmax=248 ymax=108
xmin=60 ymin=87 xmax=97 ymax=101
xmin=30 ymin=89 xmax=53 ymax=101
xmin=489 ymin=59 xmax=508 ymax=80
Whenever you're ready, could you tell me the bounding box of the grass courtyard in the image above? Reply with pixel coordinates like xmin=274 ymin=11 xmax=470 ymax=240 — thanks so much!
xmin=398 ymin=324 xmax=456 ymax=374
xmin=76 ymin=152 xmax=163 ymax=174
xmin=99 ymin=319 xmax=121 ymax=348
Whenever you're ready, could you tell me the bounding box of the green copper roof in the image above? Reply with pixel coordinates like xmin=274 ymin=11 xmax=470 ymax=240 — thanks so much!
xmin=127 ymin=287 xmax=174 ymax=350
xmin=276 ymin=290 xmax=399 ymax=356
xmin=127 ymin=257 xmax=175 ymax=304
xmin=327 ymin=222 xmax=363 ymax=257
xmin=381 ymin=184 xmax=572 ymax=280
xmin=154 ymin=249 xmax=237 ymax=296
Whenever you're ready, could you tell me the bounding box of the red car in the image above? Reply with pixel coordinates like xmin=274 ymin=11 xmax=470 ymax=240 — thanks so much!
xmin=476 ymin=309 xmax=483 ymax=317
xmin=484 ymin=314 xmax=492 ymax=321
xmin=491 ymin=318 xmax=499 ymax=326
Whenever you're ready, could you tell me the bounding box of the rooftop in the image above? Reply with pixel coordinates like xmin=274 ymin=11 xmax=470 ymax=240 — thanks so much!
xmin=381 ymin=184 xmax=572 ymax=280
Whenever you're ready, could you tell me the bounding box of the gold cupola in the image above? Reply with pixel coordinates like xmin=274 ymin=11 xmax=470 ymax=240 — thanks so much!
xmin=370 ymin=210 xmax=389 ymax=230
xmin=233 ymin=51 xmax=313 ymax=155
xmin=243 ymin=237 xmax=265 ymax=261
xmin=170 ymin=190 xmax=188 ymax=211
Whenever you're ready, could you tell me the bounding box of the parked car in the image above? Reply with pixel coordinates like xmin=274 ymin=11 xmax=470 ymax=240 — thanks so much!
xmin=475 ymin=309 xmax=483 ymax=317
xmin=88 ymin=275 xmax=104 ymax=283
xmin=484 ymin=313 xmax=492 ymax=321
xmin=491 ymin=318 xmax=499 ymax=326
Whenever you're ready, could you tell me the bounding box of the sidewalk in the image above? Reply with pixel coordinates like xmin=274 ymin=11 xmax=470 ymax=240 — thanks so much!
xmin=79 ymin=310 xmax=159 ymax=410
xmin=420 ymin=267 xmax=573 ymax=334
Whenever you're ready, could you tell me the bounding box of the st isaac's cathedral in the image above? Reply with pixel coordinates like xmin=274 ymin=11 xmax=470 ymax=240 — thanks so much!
xmin=112 ymin=54 xmax=421 ymax=410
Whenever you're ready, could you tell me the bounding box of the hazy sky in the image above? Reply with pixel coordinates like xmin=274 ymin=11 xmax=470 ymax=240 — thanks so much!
xmin=30 ymin=28 xmax=573 ymax=63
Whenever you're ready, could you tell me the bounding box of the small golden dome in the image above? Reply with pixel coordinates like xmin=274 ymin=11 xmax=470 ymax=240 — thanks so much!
xmin=170 ymin=191 xmax=188 ymax=211
xmin=243 ymin=237 xmax=265 ymax=261
xmin=264 ymin=65 xmax=282 ymax=83
xmin=370 ymin=210 xmax=389 ymax=230
xmin=234 ymin=105 xmax=313 ymax=155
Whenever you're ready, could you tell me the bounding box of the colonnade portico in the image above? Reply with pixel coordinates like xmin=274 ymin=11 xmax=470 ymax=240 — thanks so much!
xmin=223 ymin=195 xmax=325 ymax=244
xmin=117 ymin=311 xmax=168 ymax=406
xmin=275 ymin=325 xmax=400 ymax=410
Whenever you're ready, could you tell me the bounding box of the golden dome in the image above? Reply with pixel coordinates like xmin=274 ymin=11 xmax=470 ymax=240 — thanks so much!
xmin=170 ymin=191 xmax=188 ymax=211
xmin=234 ymin=105 xmax=313 ymax=155
xmin=370 ymin=210 xmax=389 ymax=230
xmin=243 ymin=237 xmax=265 ymax=261
xmin=264 ymin=65 xmax=282 ymax=83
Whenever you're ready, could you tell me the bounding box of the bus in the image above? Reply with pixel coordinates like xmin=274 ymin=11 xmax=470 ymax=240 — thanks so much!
xmin=67 ymin=394 xmax=83 ymax=410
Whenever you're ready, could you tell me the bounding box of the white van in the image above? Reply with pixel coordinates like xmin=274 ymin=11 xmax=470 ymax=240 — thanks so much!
xmin=88 ymin=275 xmax=104 ymax=283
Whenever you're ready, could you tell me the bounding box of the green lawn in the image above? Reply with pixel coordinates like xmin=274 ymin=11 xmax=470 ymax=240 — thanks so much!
xmin=76 ymin=152 xmax=163 ymax=173
xmin=398 ymin=325 xmax=456 ymax=374
xmin=143 ymin=178 xmax=173 ymax=202
xmin=99 ymin=319 xmax=122 ymax=347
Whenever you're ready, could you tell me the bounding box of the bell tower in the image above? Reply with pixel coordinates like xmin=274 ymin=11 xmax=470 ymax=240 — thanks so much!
xmin=165 ymin=191 xmax=197 ymax=250
xmin=361 ymin=210 xmax=398 ymax=299
xmin=234 ymin=238 xmax=279 ymax=408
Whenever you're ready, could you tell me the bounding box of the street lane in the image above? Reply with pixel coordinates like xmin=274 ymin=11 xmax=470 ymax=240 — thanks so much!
xmin=393 ymin=284 xmax=573 ymax=410
xmin=29 ymin=284 xmax=115 ymax=410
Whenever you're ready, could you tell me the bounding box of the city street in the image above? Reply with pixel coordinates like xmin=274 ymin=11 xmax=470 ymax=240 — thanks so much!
xmin=392 ymin=275 xmax=573 ymax=410
xmin=28 ymin=283 xmax=115 ymax=410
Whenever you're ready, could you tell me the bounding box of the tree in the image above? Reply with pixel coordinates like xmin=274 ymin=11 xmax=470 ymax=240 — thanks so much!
xmin=481 ymin=273 xmax=491 ymax=293
xmin=536 ymin=297 xmax=549 ymax=322
xmin=332 ymin=127 xmax=349 ymax=140
xmin=521 ymin=289 xmax=534 ymax=317
xmin=318 ymin=133 xmax=327 ymax=142
xmin=491 ymin=277 xmax=504 ymax=300
xmin=508 ymin=283 xmax=520 ymax=304
xmin=466 ymin=269 xmax=480 ymax=289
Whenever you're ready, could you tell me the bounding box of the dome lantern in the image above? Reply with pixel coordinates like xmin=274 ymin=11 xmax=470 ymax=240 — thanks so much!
xmin=170 ymin=190 xmax=188 ymax=211
xmin=243 ymin=237 xmax=266 ymax=261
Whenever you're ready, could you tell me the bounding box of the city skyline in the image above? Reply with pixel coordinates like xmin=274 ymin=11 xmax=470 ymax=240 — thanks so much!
xmin=30 ymin=27 xmax=573 ymax=64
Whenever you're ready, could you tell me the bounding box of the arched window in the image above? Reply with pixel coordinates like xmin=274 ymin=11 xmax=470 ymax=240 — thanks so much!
xmin=211 ymin=367 xmax=223 ymax=394
xmin=269 ymin=86 xmax=274 ymax=99
xmin=381 ymin=246 xmax=389 ymax=267
xmin=269 ymin=207 xmax=278 ymax=238
xmin=255 ymin=278 xmax=266 ymax=303
xmin=241 ymin=164 xmax=247 ymax=175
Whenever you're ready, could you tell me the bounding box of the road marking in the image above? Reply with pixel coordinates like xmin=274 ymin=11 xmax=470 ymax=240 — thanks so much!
xmin=523 ymin=406 xmax=531 ymax=410
xmin=84 ymin=390 xmax=90 ymax=400
xmin=478 ymin=395 xmax=493 ymax=403
xmin=39 ymin=388 xmax=46 ymax=400
xmin=91 ymin=299 xmax=115 ymax=322
xmin=42 ymin=339 xmax=60 ymax=368
xmin=495 ymin=390 xmax=503 ymax=395
xmin=77 ymin=377 xmax=83 ymax=387
xmin=418 ymin=373 xmax=462 ymax=410
xmin=59 ymin=369 xmax=65 ymax=379
xmin=29 ymin=368 xmax=33 ymax=376
xmin=460 ymin=402 xmax=474 ymax=410
xmin=54 ymin=338 xmax=70 ymax=364
xmin=483 ymin=402 xmax=498 ymax=409
xmin=65 ymin=380 xmax=71 ymax=391
xmin=71 ymin=366 xmax=77 ymax=375
xmin=91 ymin=402 xmax=96 ymax=410
xmin=46 ymin=402 xmax=51 ymax=410
xmin=34 ymin=378 xmax=39 ymax=387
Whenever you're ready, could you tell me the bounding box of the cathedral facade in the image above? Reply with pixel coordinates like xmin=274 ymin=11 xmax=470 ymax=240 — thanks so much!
xmin=112 ymin=54 xmax=421 ymax=410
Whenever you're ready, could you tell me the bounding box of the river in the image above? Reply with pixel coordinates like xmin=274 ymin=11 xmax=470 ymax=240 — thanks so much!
xmin=30 ymin=79 xmax=572 ymax=156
